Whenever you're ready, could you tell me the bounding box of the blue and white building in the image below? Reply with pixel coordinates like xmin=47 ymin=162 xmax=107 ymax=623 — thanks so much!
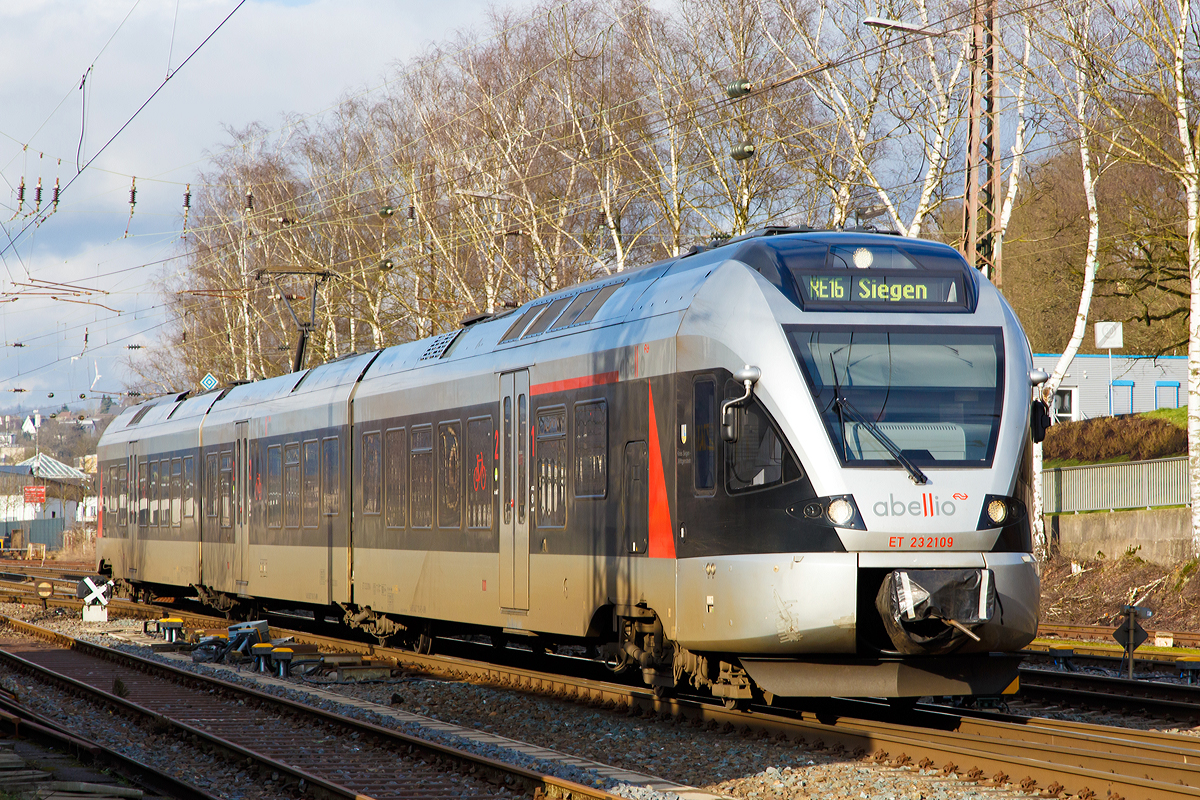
xmin=1032 ymin=353 xmax=1186 ymax=422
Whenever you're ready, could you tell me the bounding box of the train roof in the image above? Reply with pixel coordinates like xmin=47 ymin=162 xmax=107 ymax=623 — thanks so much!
xmin=102 ymin=229 xmax=974 ymax=445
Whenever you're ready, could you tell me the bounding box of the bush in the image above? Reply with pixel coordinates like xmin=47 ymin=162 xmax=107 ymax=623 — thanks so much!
xmin=1043 ymin=415 xmax=1186 ymax=463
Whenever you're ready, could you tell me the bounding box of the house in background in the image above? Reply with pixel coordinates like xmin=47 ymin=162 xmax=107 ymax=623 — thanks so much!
xmin=0 ymin=452 xmax=91 ymax=549
xmin=1033 ymin=353 xmax=1186 ymax=423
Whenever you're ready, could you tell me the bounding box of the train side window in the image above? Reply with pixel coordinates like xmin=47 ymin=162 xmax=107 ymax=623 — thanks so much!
xmin=362 ymin=431 xmax=382 ymax=516
xmin=574 ymin=400 xmax=607 ymax=499
xmin=205 ymin=454 xmax=218 ymax=519
xmin=384 ymin=428 xmax=406 ymax=529
xmin=267 ymin=445 xmax=282 ymax=528
xmin=149 ymin=461 xmax=160 ymax=527
xmin=437 ymin=421 xmax=462 ymax=529
xmin=183 ymin=457 xmax=194 ymax=519
xmin=220 ymin=452 xmax=233 ymax=529
xmin=302 ymin=440 xmax=319 ymax=528
xmin=694 ymin=379 xmax=717 ymax=494
xmin=171 ymin=458 xmax=182 ymax=527
xmin=118 ymin=464 xmax=128 ymax=527
xmin=138 ymin=460 xmax=149 ymax=528
xmin=536 ymin=407 xmax=567 ymax=527
xmin=725 ymin=396 xmax=794 ymax=494
xmin=467 ymin=417 xmax=492 ymax=529
xmin=410 ymin=425 xmax=433 ymax=529
xmin=284 ymin=443 xmax=301 ymax=529
xmin=502 ymin=398 xmax=512 ymax=524
xmin=517 ymin=394 xmax=527 ymax=524
xmin=321 ymin=437 xmax=340 ymax=516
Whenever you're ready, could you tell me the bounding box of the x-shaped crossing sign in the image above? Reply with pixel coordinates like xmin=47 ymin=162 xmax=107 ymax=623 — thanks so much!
xmin=79 ymin=576 xmax=113 ymax=607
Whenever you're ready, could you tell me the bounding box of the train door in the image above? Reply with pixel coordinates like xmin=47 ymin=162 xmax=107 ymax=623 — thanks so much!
xmin=621 ymin=442 xmax=649 ymax=554
xmin=498 ymin=370 xmax=530 ymax=612
xmin=233 ymin=421 xmax=250 ymax=595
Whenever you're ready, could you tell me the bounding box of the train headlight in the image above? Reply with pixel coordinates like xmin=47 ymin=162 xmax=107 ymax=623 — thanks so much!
xmin=986 ymin=499 xmax=1008 ymax=525
xmin=827 ymin=498 xmax=855 ymax=526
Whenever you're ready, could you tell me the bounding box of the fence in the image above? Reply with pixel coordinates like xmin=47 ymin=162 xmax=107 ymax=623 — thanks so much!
xmin=1042 ymin=456 xmax=1190 ymax=513
xmin=0 ymin=519 xmax=66 ymax=550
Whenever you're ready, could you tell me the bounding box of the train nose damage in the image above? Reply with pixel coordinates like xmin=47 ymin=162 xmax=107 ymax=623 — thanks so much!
xmin=876 ymin=568 xmax=996 ymax=655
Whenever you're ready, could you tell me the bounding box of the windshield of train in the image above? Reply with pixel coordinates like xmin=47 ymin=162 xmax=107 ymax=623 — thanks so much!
xmin=786 ymin=326 xmax=1004 ymax=467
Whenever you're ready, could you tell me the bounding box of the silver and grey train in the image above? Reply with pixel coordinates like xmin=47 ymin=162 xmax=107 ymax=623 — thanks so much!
xmin=97 ymin=228 xmax=1041 ymax=701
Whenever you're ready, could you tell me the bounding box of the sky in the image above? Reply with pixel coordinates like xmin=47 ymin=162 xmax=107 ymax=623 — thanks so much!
xmin=0 ymin=0 xmax=490 ymax=414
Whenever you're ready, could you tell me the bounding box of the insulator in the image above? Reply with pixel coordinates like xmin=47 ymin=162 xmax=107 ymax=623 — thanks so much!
xmin=52 ymin=178 xmax=60 ymax=209
xmin=379 ymin=205 xmax=396 ymax=218
xmin=79 ymin=393 xmax=86 ymax=399
xmin=244 ymin=191 xmax=253 ymax=211
xmin=407 ymin=205 xmax=415 ymax=221
xmin=183 ymin=184 xmax=191 ymax=208
xmin=274 ymin=216 xmax=293 ymax=225
xmin=11 ymin=343 xmax=24 ymax=347
xmin=11 ymin=388 xmax=24 ymax=393
xmin=127 ymin=391 xmax=141 ymax=397
xmin=34 ymin=179 xmax=42 ymax=206
xmin=47 ymin=392 xmax=53 ymax=398
xmin=725 ymin=79 xmax=753 ymax=99
xmin=127 ymin=344 xmax=143 ymax=350
xmin=380 ymin=257 xmax=395 ymax=271
xmin=128 ymin=178 xmax=137 ymax=206
xmin=16 ymin=181 xmax=24 ymax=206
xmin=730 ymin=140 xmax=757 ymax=161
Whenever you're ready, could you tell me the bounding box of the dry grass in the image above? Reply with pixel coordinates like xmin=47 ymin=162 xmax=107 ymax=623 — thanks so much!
xmin=1041 ymin=551 xmax=1200 ymax=630
xmin=1044 ymin=415 xmax=1186 ymax=464
xmin=50 ymin=527 xmax=96 ymax=565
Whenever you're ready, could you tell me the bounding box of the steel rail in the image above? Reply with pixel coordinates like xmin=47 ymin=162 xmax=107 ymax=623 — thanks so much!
xmin=9 ymin=573 xmax=1200 ymax=797
xmin=0 ymin=689 xmax=227 ymax=800
xmin=0 ymin=614 xmax=622 ymax=800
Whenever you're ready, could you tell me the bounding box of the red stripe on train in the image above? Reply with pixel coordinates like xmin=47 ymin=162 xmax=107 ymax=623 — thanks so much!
xmin=530 ymin=370 xmax=619 ymax=396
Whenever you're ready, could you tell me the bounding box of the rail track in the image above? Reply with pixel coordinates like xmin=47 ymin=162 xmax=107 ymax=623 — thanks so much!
xmin=12 ymin=565 xmax=1200 ymax=798
xmin=0 ymin=614 xmax=621 ymax=800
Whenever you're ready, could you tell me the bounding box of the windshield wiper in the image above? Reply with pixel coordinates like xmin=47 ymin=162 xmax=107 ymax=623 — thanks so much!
xmin=835 ymin=394 xmax=929 ymax=485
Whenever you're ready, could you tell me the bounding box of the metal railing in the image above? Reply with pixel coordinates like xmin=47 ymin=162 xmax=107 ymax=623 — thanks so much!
xmin=1042 ymin=456 xmax=1190 ymax=513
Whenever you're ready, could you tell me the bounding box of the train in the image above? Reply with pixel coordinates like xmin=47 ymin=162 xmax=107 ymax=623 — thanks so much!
xmin=96 ymin=226 xmax=1041 ymax=702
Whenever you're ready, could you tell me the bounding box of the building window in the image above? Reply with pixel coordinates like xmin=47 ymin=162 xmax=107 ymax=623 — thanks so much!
xmin=322 ymin=437 xmax=340 ymax=516
xmin=385 ymin=428 xmax=406 ymax=529
xmin=693 ymin=379 xmax=717 ymax=493
xmin=362 ymin=431 xmax=382 ymax=516
xmin=1052 ymin=388 xmax=1077 ymax=424
xmin=1111 ymin=380 xmax=1134 ymax=415
xmin=467 ymin=417 xmax=493 ymax=529
xmin=410 ymin=425 xmax=433 ymax=529
xmin=438 ymin=422 xmax=462 ymax=529
xmin=284 ymin=443 xmax=301 ymax=529
xmin=536 ymin=406 xmax=567 ymax=527
xmin=183 ymin=457 xmax=194 ymax=518
xmin=574 ymin=401 xmax=607 ymax=499
xmin=303 ymin=440 xmax=319 ymax=528
xmin=1156 ymin=380 xmax=1180 ymax=409
xmin=267 ymin=445 xmax=282 ymax=528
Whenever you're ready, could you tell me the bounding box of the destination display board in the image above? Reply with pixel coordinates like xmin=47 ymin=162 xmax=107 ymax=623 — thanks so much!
xmin=797 ymin=273 xmax=964 ymax=308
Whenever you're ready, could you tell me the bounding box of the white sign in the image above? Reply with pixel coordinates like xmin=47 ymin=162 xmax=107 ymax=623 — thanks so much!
xmin=1095 ymin=321 xmax=1124 ymax=350
xmin=200 ymin=373 xmax=218 ymax=391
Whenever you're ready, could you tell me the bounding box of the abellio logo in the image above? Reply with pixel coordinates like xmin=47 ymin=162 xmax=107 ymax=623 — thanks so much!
xmin=871 ymin=493 xmax=961 ymax=517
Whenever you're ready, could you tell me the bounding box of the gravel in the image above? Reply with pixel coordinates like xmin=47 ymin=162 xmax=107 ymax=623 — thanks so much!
xmin=0 ymin=604 xmax=1051 ymax=800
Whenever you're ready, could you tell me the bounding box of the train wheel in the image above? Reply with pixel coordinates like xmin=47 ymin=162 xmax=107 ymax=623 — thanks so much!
xmin=652 ymin=685 xmax=674 ymax=700
xmin=414 ymin=632 xmax=434 ymax=655
xmin=723 ymin=697 xmax=749 ymax=711
xmin=491 ymin=634 xmax=508 ymax=651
